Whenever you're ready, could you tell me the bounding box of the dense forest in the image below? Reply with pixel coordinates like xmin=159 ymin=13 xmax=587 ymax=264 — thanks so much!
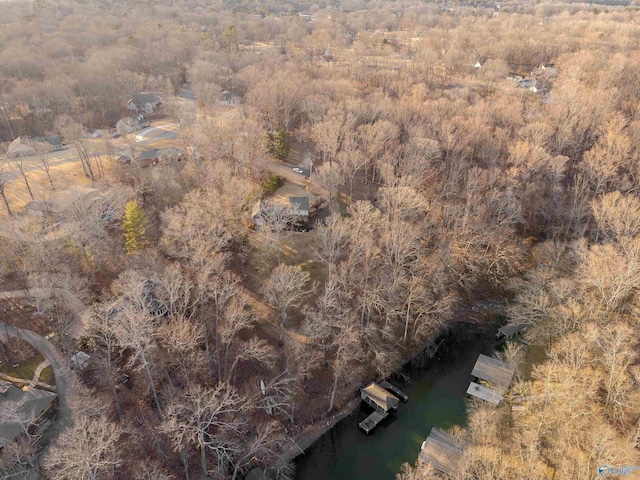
xmin=0 ymin=0 xmax=639 ymax=478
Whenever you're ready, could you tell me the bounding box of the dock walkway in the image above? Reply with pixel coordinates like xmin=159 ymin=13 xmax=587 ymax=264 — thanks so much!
xmin=379 ymin=380 xmax=409 ymax=402
xmin=359 ymin=408 xmax=388 ymax=434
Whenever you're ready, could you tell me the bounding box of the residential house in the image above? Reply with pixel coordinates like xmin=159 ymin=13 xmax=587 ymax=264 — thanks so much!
xmin=473 ymin=61 xmax=482 ymax=69
xmin=7 ymin=136 xmax=36 ymax=158
xmin=24 ymin=200 xmax=53 ymax=217
xmin=126 ymin=93 xmax=161 ymax=114
xmin=218 ymin=91 xmax=241 ymax=107
xmin=23 ymin=185 xmax=99 ymax=218
xmin=117 ymin=154 xmax=132 ymax=165
xmin=0 ymin=385 xmax=58 ymax=448
xmin=518 ymin=78 xmax=538 ymax=92
xmin=136 ymin=149 xmax=160 ymax=167
xmin=116 ymin=114 xmax=150 ymax=135
xmin=289 ymin=196 xmax=310 ymax=222
xmin=34 ymin=135 xmax=63 ymax=151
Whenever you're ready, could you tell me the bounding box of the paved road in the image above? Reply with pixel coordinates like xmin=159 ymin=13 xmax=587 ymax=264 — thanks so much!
xmin=0 ymin=323 xmax=73 ymax=445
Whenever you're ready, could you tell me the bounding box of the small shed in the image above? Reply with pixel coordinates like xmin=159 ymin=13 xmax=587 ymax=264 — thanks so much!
xmin=361 ymin=382 xmax=399 ymax=412
xmin=471 ymin=354 xmax=515 ymax=389
xmin=71 ymin=351 xmax=91 ymax=372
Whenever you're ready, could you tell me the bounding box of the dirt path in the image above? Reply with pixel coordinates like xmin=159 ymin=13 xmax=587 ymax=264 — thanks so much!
xmin=0 ymin=323 xmax=73 ymax=445
xmin=31 ymin=359 xmax=50 ymax=387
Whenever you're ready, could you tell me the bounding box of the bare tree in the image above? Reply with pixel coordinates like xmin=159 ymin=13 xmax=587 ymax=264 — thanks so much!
xmin=258 ymin=202 xmax=291 ymax=266
xmin=313 ymin=215 xmax=349 ymax=277
xmin=263 ymin=264 xmax=311 ymax=342
xmin=44 ymin=415 xmax=122 ymax=480
xmin=0 ymin=157 xmax=14 ymax=217
xmin=34 ymin=141 xmax=55 ymax=190
xmin=161 ymin=383 xmax=248 ymax=478
xmin=12 ymin=156 xmax=34 ymax=200
xmin=88 ymin=307 xmax=124 ymax=420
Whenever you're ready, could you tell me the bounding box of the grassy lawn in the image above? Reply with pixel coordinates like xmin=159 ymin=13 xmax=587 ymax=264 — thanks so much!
xmin=0 ymin=353 xmax=56 ymax=386
xmin=40 ymin=366 xmax=56 ymax=386
xmin=0 ymin=353 xmax=44 ymax=380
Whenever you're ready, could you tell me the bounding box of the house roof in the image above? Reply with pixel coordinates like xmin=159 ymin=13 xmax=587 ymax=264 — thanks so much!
xmin=0 ymin=386 xmax=57 ymax=448
xmin=131 ymin=93 xmax=159 ymax=106
xmin=35 ymin=136 xmax=62 ymax=147
xmin=137 ymin=149 xmax=159 ymax=161
xmin=7 ymin=136 xmax=36 ymax=155
xmin=289 ymin=196 xmax=310 ymax=212
xmin=25 ymin=200 xmax=53 ymax=213
xmin=496 ymin=323 xmax=528 ymax=339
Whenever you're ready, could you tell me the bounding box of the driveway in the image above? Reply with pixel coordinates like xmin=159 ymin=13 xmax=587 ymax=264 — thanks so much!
xmin=0 ymin=323 xmax=73 ymax=445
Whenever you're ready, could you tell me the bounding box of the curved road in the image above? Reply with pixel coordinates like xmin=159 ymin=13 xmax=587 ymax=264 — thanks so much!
xmin=0 ymin=323 xmax=73 ymax=444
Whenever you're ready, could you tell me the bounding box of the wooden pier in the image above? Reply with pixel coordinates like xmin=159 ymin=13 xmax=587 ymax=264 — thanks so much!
xmin=379 ymin=380 xmax=409 ymax=402
xmin=359 ymin=407 xmax=389 ymax=434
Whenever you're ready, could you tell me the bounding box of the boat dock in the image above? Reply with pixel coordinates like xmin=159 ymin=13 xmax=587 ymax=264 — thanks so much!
xmin=466 ymin=354 xmax=515 ymax=405
xmin=419 ymin=427 xmax=468 ymax=475
xmin=358 ymin=381 xmax=407 ymax=434
xmin=379 ymin=380 xmax=409 ymax=402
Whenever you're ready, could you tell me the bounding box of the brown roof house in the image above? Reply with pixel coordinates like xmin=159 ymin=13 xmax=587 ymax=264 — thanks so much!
xmin=136 ymin=149 xmax=160 ymax=167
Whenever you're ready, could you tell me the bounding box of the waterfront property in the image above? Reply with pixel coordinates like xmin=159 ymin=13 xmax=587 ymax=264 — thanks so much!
xmin=358 ymin=381 xmax=409 ymax=434
xmin=419 ymin=427 xmax=469 ymax=475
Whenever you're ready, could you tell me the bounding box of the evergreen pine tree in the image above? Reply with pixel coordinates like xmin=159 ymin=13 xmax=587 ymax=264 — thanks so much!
xmin=123 ymin=200 xmax=148 ymax=255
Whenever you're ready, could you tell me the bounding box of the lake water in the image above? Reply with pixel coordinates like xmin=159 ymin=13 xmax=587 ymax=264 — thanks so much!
xmin=295 ymin=322 xmax=500 ymax=480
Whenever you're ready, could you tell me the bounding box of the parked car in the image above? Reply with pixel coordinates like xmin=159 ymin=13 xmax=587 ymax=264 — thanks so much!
xmin=293 ymin=167 xmax=304 ymax=174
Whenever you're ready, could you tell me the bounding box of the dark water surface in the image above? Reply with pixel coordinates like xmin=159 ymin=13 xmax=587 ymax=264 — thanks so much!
xmin=295 ymin=322 xmax=499 ymax=480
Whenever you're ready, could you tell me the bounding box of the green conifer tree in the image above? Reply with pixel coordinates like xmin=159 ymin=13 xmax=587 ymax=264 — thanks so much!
xmin=123 ymin=200 xmax=148 ymax=255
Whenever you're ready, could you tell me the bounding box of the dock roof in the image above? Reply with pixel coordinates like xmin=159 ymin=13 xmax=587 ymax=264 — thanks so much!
xmin=467 ymin=381 xmax=503 ymax=405
xmin=471 ymin=354 xmax=515 ymax=388
xmin=419 ymin=428 xmax=467 ymax=475
xmin=496 ymin=323 xmax=528 ymax=339
xmin=362 ymin=382 xmax=399 ymax=412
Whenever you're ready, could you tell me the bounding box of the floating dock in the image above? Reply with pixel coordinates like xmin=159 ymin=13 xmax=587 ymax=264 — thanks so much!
xmin=379 ymin=380 xmax=409 ymax=402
